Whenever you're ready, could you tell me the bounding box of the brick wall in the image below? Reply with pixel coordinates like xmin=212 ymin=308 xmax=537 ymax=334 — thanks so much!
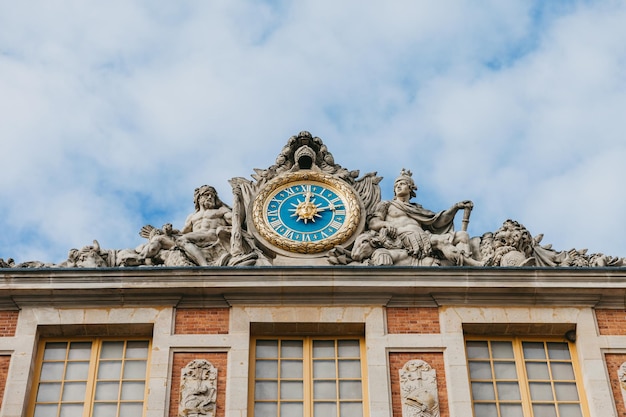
xmin=170 ymin=352 xmax=228 ymax=417
xmin=174 ymin=308 xmax=229 ymax=334
xmin=0 ymin=311 xmax=18 ymax=337
xmin=596 ymin=309 xmax=626 ymax=335
xmin=386 ymin=307 xmax=440 ymax=334
xmin=0 ymin=355 xmax=10 ymax=408
xmin=605 ymin=353 xmax=626 ymax=416
xmin=389 ymin=352 xmax=448 ymax=417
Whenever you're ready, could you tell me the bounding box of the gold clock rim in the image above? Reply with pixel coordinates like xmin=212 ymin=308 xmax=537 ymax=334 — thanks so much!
xmin=251 ymin=171 xmax=361 ymax=254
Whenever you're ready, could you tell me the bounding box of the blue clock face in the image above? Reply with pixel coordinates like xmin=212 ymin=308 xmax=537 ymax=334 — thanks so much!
xmin=265 ymin=181 xmax=347 ymax=242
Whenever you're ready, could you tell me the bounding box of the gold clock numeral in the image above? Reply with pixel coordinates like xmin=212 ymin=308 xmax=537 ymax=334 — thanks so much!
xmin=269 ymin=219 xmax=282 ymax=229
xmin=329 ymin=220 xmax=343 ymax=230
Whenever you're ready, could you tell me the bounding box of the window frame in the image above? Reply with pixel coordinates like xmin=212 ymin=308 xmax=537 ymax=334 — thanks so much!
xmin=465 ymin=336 xmax=590 ymax=417
xmin=248 ymin=335 xmax=369 ymax=417
xmin=26 ymin=337 xmax=152 ymax=417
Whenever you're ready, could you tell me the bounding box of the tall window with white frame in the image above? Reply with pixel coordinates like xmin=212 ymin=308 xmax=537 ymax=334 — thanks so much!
xmin=465 ymin=337 xmax=589 ymax=417
xmin=27 ymin=338 xmax=151 ymax=417
xmin=250 ymin=336 xmax=367 ymax=417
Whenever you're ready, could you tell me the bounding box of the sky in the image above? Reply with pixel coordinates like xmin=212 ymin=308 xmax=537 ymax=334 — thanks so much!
xmin=1 ymin=0 xmax=626 ymax=265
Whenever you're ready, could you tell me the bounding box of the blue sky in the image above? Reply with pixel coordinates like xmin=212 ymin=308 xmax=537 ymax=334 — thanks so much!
xmin=1 ymin=1 xmax=626 ymax=264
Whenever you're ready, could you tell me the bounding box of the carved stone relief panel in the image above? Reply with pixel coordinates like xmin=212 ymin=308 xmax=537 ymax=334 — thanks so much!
xmin=179 ymin=359 xmax=218 ymax=417
xmin=618 ymin=362 xmax=626 ymax=408
xmin=399 ymin=359 xmax=440 ymax=417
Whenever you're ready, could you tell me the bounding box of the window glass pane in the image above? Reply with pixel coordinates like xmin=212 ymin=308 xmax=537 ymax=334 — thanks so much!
xmin=314 ymin=401 xmax=337 ymax=417
xmin=313 ymin=360 xmax=336 ymax=378
xmin=499 ymin=403 xmax=523 ymax=417
xmin=473 ymin=403 xmax=497 ymax=417
xmin=36 ymin=382 xmax=62 ymax=402
xmin=550 ymin=362 xmax=575 ymax=380
xmin=522 ymin=342 xmax=546 ymax=360
xmin=100 ymin=341 xmax=124 ymax=359
xmin=125 ymin=341 xmax=149 ymax=359
xmin=67 ymin=342 xmax=92 ymax=360
xmin=466 ymin=341 xmax=489 ymax=359
xmin=471 ymin=382 xmax=495 ymax=400
xmin=494 ymin=362 xmax=517 ymax=379
xmin=547 ymin=342 xmax=570 ymax=360
xmin=92 ymin=403 xmax=118 ymax=417
xmin=65 ymin=361 xmax=89 ymax=380
xmin=281 ymin=402 xmax=303 ymax=417
xmin=281 ymin=359 xmax=303 ymax=378
xmin=340 ymin=402 xmax=363 ymax=417
xmin=44 ymin=343 xmax=68 ymax=360
xmin=554 ymin=382 xmax=579 ymax=401
xmin=469 ymin=362 xmax=492 ymax=379
xmin=59 ymin=403 xmax=83 ymax=417
xmin=338 ymin=360 xmax=361 ymax=378
xmin=256 ymin=360 xmax=278 ymax=378
xmin=532 ymin=403 xmax=556 ymax=417
xmin=529 ymin=382 xmax=553 ymax=401
xmin=496 ymin=381 xmax=520 ymax=400
xmin=280 ymin=381 xmax=303 ymax=400
xmin=313 ymin=340 xmax=335 ymax=358
xmin=281 ymin=340 xmax=303 ymax=358
xmin=337 ymin=340 xmax=360 ymax=357
xmin=41 ymin=362 xmax=65 ymax=381
xmin=491 ymin=341 xmax=514 ymax=359
xmin=526 ymin=362 xmax=550 ymax=380
xmin=123 ymin=360 xmax=147 ymax=379
xmin=254 ymin=402 xmax=277 ymax=417
xmin=95 ymin=381 xmax=120 ymax=401
xmin=61 ymin=382 xmax=86 ymax=401
xmin=256 ymin=340 xmax=278 ymax=358
xmin=339 ymin=381 xmax=362 ymax=399
xmin=121 ymin=381 xmax=145 ymax=400
xmin=314 ymin=381 xmax=337 ymax=400
xmin=119 ymin=402 xmax=144 ymax=417
xmin=98 ymin=360 xmax=122 ymax=379
xmin=34 ymin=403 xmax=59 ymax=417
xmin=558 ymin=403 xmax=583 ymax=417
xmin=255 ymin=381 xmax=278 ymax=400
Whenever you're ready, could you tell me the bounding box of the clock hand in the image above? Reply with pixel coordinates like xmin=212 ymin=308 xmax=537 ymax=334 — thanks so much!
xmin=315 ymin=203 xmax=343 ymax=212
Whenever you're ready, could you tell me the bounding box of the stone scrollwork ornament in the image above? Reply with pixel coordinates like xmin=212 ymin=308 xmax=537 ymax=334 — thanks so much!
xmin=179 ymin=359 xmax=218 ymax=417
xmin=399 ymin=359 xmax=440 ymax=417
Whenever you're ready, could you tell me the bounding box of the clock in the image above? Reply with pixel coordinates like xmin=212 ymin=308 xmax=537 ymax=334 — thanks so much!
xmin=251 ymin=171 xmax=362 ymax=255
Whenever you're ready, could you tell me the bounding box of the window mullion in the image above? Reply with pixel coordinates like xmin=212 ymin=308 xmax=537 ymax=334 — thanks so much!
xmin=303 ymin=337 xmax=313 ymax=417
xmin=83 ymin=339 xmax=101 ymax=417
xmin=512 ymin=338 xmax=533 ymax=417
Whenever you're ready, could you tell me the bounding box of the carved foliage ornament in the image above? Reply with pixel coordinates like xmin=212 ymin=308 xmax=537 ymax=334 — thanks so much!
xmin=399 ymin=359 xmax=440 ymax=417
xmin=179 ymin=359 xmax=218 ymax=417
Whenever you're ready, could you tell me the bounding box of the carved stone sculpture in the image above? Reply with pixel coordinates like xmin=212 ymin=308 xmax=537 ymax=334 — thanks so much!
xmin=399 ymin=359 xmax=440 ymax=417
xmin=2 ymin=131 xmax=624 ymax=269
xmin=618 ymin=362 xmax=626 ymax=408
xmin=179 ymin=359 xmax=218 ymax=417
xmin=349 ymin=169 xmax=483 ymax=267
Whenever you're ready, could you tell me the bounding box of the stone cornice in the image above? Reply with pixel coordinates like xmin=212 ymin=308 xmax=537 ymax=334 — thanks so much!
xmin=1 ymin=266 xmax=626 ymax=309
